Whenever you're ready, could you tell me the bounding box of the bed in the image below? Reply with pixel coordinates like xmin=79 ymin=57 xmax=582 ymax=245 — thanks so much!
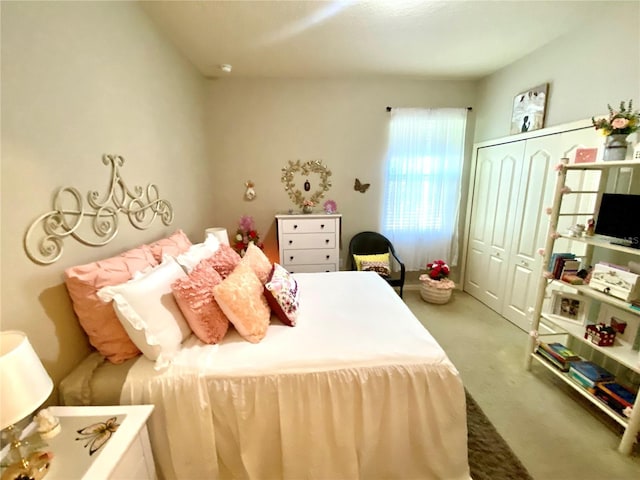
xmin=57 ymin=230 xmax=470 ymax=480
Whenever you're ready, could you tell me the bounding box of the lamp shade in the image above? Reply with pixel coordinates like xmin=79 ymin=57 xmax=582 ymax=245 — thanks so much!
xmin=0 ymin=331 xmax=53 ymax=430
xmin=205 ymin=227 xmax=230 ymax=246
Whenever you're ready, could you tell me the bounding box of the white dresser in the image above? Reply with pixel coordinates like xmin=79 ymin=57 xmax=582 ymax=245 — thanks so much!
xmin=276 ymin=213 xmax=341 ymax=273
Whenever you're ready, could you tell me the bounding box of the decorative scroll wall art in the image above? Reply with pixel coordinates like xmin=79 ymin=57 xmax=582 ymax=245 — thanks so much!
xmin=24 ymin=154 xmax=173 ymax=265
xmin=281 ymin=159 xmax=332 ymax=208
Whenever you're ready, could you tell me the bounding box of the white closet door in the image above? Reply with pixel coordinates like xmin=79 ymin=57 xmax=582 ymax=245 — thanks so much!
xmin=502 ymin=135 xmax=560 ymax=330
xmin=464 ymin=142 xmax=525 ymax=312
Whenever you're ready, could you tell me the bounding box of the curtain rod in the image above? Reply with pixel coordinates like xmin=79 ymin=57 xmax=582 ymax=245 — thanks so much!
xmin=386 ymin=106 xmax=472 ymax=112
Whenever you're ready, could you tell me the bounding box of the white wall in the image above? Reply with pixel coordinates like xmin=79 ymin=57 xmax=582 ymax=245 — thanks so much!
xmin=474 ymin=1 xmax=640 ymax=143
xmin=205 ymin=78 xmax=477 ymax=268
xmin=0 ymin=2 xmax=210 ymax=393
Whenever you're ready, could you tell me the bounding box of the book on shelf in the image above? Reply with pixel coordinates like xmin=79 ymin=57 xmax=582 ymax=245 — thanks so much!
xmin=568 ymin=368 xmax=598 ymax=390
xmin=560 ymin=259 xmax=581 ymax=278
xmin=548 ymin=252 xmax=574 ymax=272
xmin=535 ymin=347 xmax=570 ymax=371
xmin=539 ymin=342 xmax=581 ymax=364
xmin=569 ymin=360 xmax=615 ymax=384
xmin=595 ymin=382 xmax=637 ymax=417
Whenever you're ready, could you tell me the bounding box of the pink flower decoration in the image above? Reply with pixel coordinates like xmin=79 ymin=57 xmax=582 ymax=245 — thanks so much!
xmin=554 ymin=163 xmax=564 ymax=172
xmin=560 ymin=186 xmax=572 ymax=194
xmin=550 ymin=232 xmax=560 ymax=239
xmin=238 ymin=215 xmax=255 ymax=233
xmin=542 ymin=271 xmax=554 ymax=279
xmin=545 ymin=207 xmax=552 ymax=215
xmin=537 ymin=248 xmax=545 ymax=256
xmin=611 ymin=118 xmax=629 ymax=129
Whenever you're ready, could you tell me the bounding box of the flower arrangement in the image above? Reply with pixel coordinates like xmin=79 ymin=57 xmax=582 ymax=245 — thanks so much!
xmin=591 ymin=100 xmax=640 ymax=136
xmin=233 ymin=215 xmax=263 ymax=256
xmin=419 ymin=259 xmax=455 ymax=290
xmin=303 ymin=199 xmax=315 ymax=207
xmin=323 ymin=199 xmax=337 ymax=214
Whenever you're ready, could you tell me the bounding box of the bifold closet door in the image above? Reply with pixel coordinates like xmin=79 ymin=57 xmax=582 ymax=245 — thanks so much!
xmin=502 ymin=135 xmax=560 ymax=330
xmin=464 ymin=141 xmax=525 ymax=313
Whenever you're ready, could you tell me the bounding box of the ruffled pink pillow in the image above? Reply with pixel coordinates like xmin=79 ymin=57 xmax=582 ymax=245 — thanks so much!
xmin=147 ymin=229 xmax=192 ymax=262
xmin=213 ymin=263 xmax=270 ymax=343
xmin=172 ymin=263 xmax=229 ymax=344
xmin=201 ymin=244 xmax=241 ymax=279
xmin=64 ymin=246 xmax=157 ymax=363
xmin=239 ymin=242 xmax=272 ymax=284
xmin=264 ymin=263 xmax=299 ymax=326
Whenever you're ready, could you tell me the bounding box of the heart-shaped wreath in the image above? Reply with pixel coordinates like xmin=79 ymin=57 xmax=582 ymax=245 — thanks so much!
xmin=281 ymin=159 xmax=332 ymax=208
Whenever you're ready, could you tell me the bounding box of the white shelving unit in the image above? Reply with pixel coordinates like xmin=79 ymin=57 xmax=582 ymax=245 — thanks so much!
xmin=525 ymin=159 xmax=640 ymax=455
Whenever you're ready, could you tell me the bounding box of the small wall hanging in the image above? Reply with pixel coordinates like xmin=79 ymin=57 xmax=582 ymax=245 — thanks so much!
xmin=24 ymin=154 xmax=173 ymax=265
xmin=281 ymin=159 xmax=332 ymax=209
xmin=244 ymin=180 xmax=256 ymax=201
xmin=354 ymin=178 xmax=370 ymax=193
xmin=510 ymin=83 xmax=548 ymax=135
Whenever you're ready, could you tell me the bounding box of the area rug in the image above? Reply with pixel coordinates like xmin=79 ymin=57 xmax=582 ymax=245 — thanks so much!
xmin=466 ymin=390 xmax=533 ymax=480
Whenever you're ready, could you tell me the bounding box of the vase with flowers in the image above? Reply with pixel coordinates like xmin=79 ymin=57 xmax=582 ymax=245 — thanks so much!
xmin=302 ymin=199 xmax=314 ymax=214
xmin=592 ymin=100 xmax=640 ymax=161
xmin=233 ymin=215 xmax=264 ymax=256
xmin=419 ymin=259 xmax=455 ymax=304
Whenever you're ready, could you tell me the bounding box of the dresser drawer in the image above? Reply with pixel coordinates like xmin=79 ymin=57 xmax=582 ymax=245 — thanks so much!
xmin=280 ymin=218 xmax=336 ymax=234
xmin=288 ymin=264 xmax=337 ymax=274
xmin=281 ymin=233 xmax=336 ymax=250
xmin=282 ymin=248 xmax=338 ymax=265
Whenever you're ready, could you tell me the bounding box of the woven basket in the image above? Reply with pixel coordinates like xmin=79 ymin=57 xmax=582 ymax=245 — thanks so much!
xmin=420 ymin=279 xmax=453 ymax=304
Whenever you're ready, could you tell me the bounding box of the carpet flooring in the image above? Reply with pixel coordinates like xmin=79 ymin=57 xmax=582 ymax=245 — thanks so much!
xmin=466 ymin=389 xmax=533 ymax=480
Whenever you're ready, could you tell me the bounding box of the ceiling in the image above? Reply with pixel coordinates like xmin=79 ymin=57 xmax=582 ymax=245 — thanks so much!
xmin=140 ymin=0 xmax=613 ymax=80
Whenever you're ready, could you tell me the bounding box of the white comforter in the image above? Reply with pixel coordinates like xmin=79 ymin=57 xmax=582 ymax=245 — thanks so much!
xmin=120 ymin=271 xmax=470 ymax=480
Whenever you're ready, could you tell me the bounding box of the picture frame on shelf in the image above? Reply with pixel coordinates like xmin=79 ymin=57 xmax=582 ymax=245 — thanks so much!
xmin=510 ymin=83 xmax=548 ymax=135
xmin=549 ymin=290 xmax=590 ymax=325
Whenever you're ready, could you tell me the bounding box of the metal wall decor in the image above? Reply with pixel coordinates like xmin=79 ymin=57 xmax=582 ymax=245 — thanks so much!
xmin=281 ymin=159 xmax=332 ymax=208
xmin=24 ymin=154 xmax=173 ymax=265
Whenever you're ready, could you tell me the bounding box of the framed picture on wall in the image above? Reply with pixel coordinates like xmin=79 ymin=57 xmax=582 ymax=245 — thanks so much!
xmin=510 ymin=83 xmax=548 ymax=135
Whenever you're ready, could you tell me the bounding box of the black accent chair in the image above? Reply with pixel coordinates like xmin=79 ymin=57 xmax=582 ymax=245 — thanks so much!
xmin=348 ymin=231 xmax=406 ymax=298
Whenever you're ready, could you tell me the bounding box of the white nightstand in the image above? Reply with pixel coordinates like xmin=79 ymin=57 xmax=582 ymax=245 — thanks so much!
xmin=2 ymin=405 xmax=156 ymax=480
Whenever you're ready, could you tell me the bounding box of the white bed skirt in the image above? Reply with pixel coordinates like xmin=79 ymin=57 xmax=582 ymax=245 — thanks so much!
xmin=120 ymin=272 xmax=470 ymax=479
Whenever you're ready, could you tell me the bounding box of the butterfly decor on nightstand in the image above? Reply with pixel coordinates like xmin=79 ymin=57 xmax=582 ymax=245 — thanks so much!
xmin=75 ymin=417 xmax=120 ymax=456
xmin=354 ymin=178 xmax=370 ymax=193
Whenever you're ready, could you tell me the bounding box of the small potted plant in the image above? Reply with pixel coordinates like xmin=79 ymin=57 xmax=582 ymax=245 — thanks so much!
xmin=302 ymin=199 xmax=314 ymax=214
xmin=419 ymin=260 xmax=455 ymax=304
xmin=233 ymin=215 xmax=264 ymax=256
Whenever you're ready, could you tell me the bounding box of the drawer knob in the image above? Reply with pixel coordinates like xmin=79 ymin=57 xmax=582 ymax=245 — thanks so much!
xmin=288 ymin=240 xmax=293 ymax=245
xmin=290 ymin=256 xmax=294 ymax=261
xmin=326 ymin=255 xmax=330 ymax=260
xmin=320 ymin=224 xmax=325 ymax=229
xmin=293 ymin=225 xmax=298 ymax=229
xmin=325 ymin=239 xmax=330 ymax=244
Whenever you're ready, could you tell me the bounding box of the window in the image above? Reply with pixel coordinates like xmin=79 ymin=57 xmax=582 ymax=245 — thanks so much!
xmin=381 ymin=108 xmax=467 ymax=270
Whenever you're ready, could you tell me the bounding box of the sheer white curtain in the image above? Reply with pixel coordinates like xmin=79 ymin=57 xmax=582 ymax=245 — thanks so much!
xmin=381 ymin=108 xmax=467 ymax=271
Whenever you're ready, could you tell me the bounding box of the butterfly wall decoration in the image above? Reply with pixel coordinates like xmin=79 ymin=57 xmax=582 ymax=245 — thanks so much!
xmin=354 ymin=178 xmax=370 ymax=193
xmin=75 ymin=416 xmax=120 ymax=455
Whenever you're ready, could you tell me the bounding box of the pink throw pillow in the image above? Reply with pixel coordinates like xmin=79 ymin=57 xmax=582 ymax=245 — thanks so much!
xmin=64 ymin=246 xmax=157 ymax=363
xmin=264 ymin=263 xmax=300 ymax=327
xmin=201 ymin=244 xmax=241 ymax=279
xmin=239 ymin=242 xmax=272 ymax=284
xmin=147 ymin=229 xmax=192 ymax=262
xmin=213 ymin=263 xmax=270 ymax=343
xmin=172 ymin=263 xmax=229 ymax=344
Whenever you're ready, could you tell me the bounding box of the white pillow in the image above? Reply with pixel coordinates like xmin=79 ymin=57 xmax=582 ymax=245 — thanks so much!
xmin=97 ymin=257 xmax=191 ymax=367
xmin=172 ymin=235 xmax=220 ymax=273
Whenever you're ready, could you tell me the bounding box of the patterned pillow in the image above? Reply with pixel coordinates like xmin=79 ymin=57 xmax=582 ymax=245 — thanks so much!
xmin=64 ymin=245 xmax=157 ymax=363
xmin=239 ymin=242 xmax=272 ymax=284
xmin=147 ymin=229 xmax=193 ymax=262
xmin=361 ymin=260 xmax=390 ymax=277
xmin=353 ymin=253 xmax=390 ymax=272
xmin=264 ymin=263 xmax=299 ymax=327
xmin=213 ymin=263 xmax=270 ymax=343
xmin=201 ymin=244 xmax=242 ymax=279
xmin=172 ymin=262 xmax=229 ymax=344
